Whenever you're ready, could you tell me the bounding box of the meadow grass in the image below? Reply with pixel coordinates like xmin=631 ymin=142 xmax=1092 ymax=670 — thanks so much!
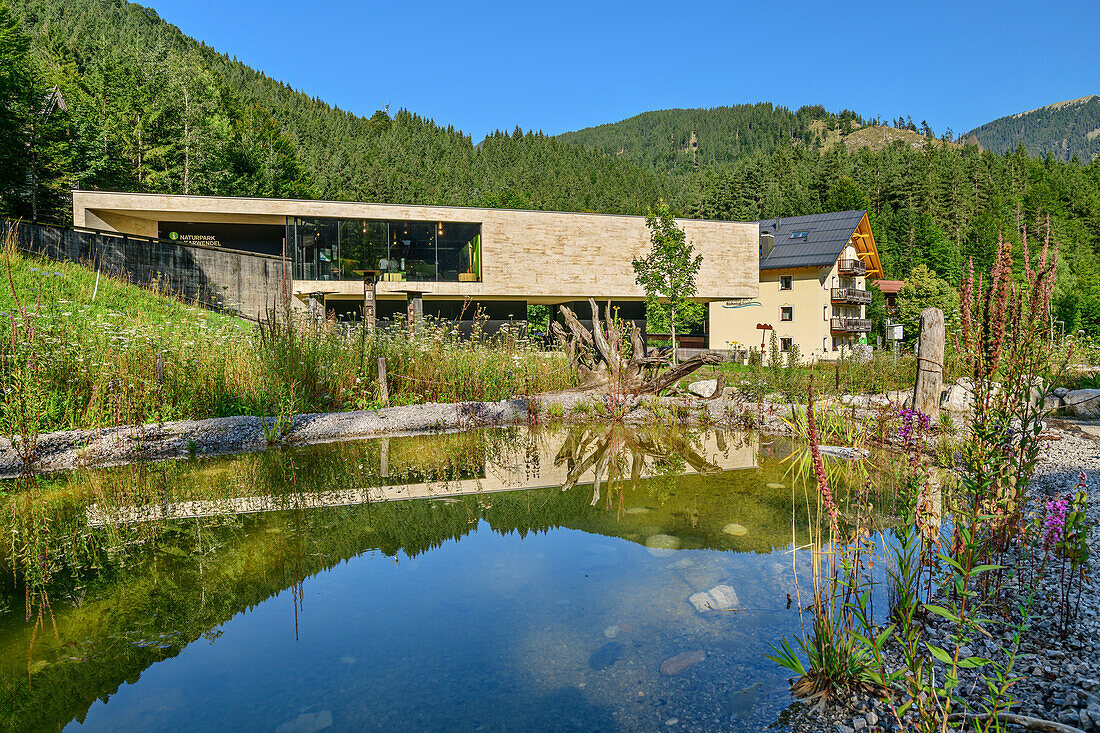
xmin=0 ymin=242 xmax=576 ymax=434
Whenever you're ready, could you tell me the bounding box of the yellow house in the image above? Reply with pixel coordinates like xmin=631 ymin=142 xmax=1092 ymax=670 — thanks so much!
xmin=709 ymin=210 xmax=883 ymax=362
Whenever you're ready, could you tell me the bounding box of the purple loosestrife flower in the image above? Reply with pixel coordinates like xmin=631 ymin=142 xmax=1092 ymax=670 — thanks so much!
xmin=1043 ymin=496 xmax=1070 ymax=550
xmin=807 ymin=380 xmax=838 ymax=531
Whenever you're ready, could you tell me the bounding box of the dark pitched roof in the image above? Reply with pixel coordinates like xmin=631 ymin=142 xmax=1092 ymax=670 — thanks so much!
xmin=757 ymin=210 xmax=866 ymax=271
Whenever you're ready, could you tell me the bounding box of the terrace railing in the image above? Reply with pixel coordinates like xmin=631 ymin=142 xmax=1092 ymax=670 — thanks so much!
xmin=830 ymin=287 xmax=873 ymax=305
xmin=837 ymin=258 xmax=868 ymax=276
xmin=829 ymin=317 xmax=873 ymax=333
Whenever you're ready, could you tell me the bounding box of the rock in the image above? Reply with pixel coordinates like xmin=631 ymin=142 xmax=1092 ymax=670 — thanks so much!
xmin=1044 ymin=395 xmax=1064 ymax=411
xmin=588 ymin=641 xmax=623 ymax=670
xmin=276 ymin=711 xmax=333 ymax=733
xmin=819 ymin=446 xmax=869 ymax=460
xmin=645 ymin=534 xmax=681 ymax=557
xmin=851 ymin=718 xmax=867 ymax=731
xmin=766 ymin=482 xmax=786 ymax=489
xmin=688 ymin=584 xmax=739 ymax=612
xmin=1054 ymin=386 xmax=1069 ymax=397
xmin=1064 ymin=389 xmax=1100 ymax=418
xmin=660 ymin=649 xmax=706 ymax=675
xmin=688 ymin=379 xmax=718 ymax=398
xmin=942 ymin=380 xmax=975 ymax=413
xmin=722 ymin=523 xmax=748 ymax=536
xmin=603 ymin=625 xmax=620 ymax=639
xmin=664 ymin=718 xmax=679 ymax=726
xmin=625 ymin=507 xmax=650 ymax=514
xmin=834 ymin=724 xmax=855 ymax=733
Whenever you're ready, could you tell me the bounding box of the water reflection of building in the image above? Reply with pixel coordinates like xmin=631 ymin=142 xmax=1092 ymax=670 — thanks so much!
xmin=87 ymin=428 xmax=758 ymax=526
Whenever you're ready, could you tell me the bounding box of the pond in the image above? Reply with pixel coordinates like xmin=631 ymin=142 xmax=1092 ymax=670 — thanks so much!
xmin=0 ymin=425 xmax=883 ymax=732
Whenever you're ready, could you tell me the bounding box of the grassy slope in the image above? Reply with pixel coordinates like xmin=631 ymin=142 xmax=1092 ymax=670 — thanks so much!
xmin=0 ymin=247 xmax=248 ymax=334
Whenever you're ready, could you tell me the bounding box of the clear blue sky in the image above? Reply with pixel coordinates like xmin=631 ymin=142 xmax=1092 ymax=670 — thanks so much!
xmin=147 ymin=0 xmax=1099 ymax=142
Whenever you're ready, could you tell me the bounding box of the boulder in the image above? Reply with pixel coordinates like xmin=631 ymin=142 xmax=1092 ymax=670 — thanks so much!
xmin=722 ymin=523 xmax=748 ymax=536
xmin=276 ymin=711 xmax=333 ymax=733
xmin=819 ymin=446 xmax=869 ymax=461
xmin=1054 ymin=387 xmax=1069 ymax=398
xmin=588 ymin=641 xmax=623 ymax=670
xmin=688 ymin=379 xmax=718 ymax=398
xmin=645 ymin=534 xmax=681 ymax=557
xmin=941 ymin=379 xmax=975 ymax=413
xmin=660 ymin=649 xmax=706 ymax=676
xmin=688 ymin=584 xmax=739 ymax=613
xmin=1043 ymin=395 xmax=1064 ymax=412
xmin=1064 ymin=389 xmax=1100 ymax=418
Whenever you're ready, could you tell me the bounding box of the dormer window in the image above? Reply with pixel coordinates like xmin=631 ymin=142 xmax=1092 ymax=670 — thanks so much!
xmin=789 ymin=231 xmax=809 ymax=239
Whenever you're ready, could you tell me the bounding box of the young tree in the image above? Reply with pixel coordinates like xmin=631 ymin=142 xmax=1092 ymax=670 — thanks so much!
xmin=633 ymin=201 xmax=705 ymax=363
xmin=895 ymin=263 xmax=960 ymax=341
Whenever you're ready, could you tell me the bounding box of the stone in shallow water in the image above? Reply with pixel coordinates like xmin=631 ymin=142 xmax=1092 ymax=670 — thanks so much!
xmin=660 ymin=649 xmax=706 ymax=676
xmin=625 ymin=507 xmax=650 ymax=514
xmin=688 ymin=584 xmax=739 ymax=612
xmin=604 ymin=625 xmax=620 ymax=638
xmin=766 ymin=482 xmax=786 ymax=489
xmin=645 ymin=534 xmax=681 ymax=557
xmin=722 ymin=523 xmax=748 ymax=536
xmin=588 ymin=641 xmax=623 ymax=670
xmin=275 ymin=711 xmax=333 ymax=733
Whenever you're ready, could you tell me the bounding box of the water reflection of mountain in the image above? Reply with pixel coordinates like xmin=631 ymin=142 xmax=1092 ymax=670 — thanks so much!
xmin=0 ymin=426 xmax=818 ymax=732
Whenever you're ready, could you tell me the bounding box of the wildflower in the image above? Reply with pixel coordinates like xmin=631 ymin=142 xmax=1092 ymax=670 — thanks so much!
xmin=1043 ymin=495 xmax=1070 ymax=550
xmin=806 ymin=379 xmax=838 ymax=530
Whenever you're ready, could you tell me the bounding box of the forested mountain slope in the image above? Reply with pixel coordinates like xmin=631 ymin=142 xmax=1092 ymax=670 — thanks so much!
xmin=2 ymin=0 xmax=673 ymax=220
xmin=3 ymin=0 xmax=1100 ymax=337
xmin=965 ymin=96 xmax=1100 ymax=162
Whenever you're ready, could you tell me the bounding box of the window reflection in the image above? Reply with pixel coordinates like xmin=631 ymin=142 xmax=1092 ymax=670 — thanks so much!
xmin=288 ymin=217 xmax=482 ymax=283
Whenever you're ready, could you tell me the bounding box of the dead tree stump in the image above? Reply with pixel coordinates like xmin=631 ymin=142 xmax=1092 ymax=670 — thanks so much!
xmin=912 ymin=307 xmax=945 ymax=419
xmin=551 ymin=299 xmax=719 ymax=394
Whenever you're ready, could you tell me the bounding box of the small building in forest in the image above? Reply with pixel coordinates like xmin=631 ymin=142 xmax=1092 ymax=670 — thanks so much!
xmin=708 ymin=210 xmax=883 ymax=362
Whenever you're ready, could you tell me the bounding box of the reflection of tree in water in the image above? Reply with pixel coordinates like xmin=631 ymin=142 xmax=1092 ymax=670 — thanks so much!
xmin=554 ymin=424 xmax=746 ymax=510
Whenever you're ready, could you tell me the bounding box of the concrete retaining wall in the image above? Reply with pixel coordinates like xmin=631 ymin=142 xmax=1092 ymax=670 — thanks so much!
xmin=7 ymin=220 xmax=288 ymax=319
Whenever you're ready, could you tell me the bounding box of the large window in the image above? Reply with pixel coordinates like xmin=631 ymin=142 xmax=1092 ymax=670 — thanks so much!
xmin=288 ymin=217 xmax=482 ymax=282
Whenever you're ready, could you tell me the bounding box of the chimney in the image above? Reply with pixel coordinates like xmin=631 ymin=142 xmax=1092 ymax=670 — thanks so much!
xmin=760 ymin=232 xmax=775 ymax=259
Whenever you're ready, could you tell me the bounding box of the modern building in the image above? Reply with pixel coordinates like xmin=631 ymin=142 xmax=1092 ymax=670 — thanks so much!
xmin=708 ymin=210 xmax=883 ymax=361
xmin=72 ymin=191 xmax=758 ymax=331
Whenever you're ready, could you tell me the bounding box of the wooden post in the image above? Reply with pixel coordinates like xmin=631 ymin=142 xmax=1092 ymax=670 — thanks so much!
xmin=912 ymin=307 xmax=945 ymax=419
xmin=377 ymin=357 xmax=389 ymax=407
xmin=380 ymin=437 xmax=389 ymax=478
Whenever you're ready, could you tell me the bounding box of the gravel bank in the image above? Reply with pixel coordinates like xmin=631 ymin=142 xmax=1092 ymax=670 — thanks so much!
xmin=0 ymin=390 xmax=841 ymax=478
xmin=784 ymin=417 xmax=1100 ymax=733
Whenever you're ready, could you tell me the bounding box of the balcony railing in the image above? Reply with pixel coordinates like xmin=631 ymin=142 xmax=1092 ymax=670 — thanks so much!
xmin=830 ymin=287 xmax=873 ymax=305
xmin=837 ymin=258 xmax=867 ymax=276
xmin=830 ymin=317 xmax=873 ymax=333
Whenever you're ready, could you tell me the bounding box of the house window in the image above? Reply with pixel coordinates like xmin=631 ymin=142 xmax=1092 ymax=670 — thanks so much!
xmin=779 ymin=275 xmax=793 ymax=290
xmin=780 ymin=337 xmax=793 ymax=352
xmin=789 ymin=231 xmax=809 ymax=239
xmin=780 ymin=306 xmax=793 ymax=321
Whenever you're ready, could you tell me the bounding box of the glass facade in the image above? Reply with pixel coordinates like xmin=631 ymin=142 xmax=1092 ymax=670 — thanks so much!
xmin=288 ymin=217 xmax=482 ymax=283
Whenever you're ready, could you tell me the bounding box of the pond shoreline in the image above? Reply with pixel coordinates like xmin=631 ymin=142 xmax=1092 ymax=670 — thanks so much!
xmin=785 ymin=419 xmax=1100 ymax=733
xmin=0 ymin=392 xmax=814 ymax=478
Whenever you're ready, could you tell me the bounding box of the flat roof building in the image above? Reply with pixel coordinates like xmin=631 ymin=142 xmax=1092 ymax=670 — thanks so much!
xmin=73 ymin=191 xmax=759 ymax=327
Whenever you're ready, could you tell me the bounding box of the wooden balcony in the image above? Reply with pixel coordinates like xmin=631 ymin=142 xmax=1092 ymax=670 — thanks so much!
xmin=830 ymin=317 xmax=872 ymax=333
xmin=837 ymin=258 xmax=867 ymax=276
xmin=830 ymin=287 xmax=873 ymax=305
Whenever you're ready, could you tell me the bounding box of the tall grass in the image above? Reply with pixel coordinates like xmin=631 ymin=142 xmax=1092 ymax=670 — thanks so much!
xmin=0 ymin=232 xmax=576 ymax=434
